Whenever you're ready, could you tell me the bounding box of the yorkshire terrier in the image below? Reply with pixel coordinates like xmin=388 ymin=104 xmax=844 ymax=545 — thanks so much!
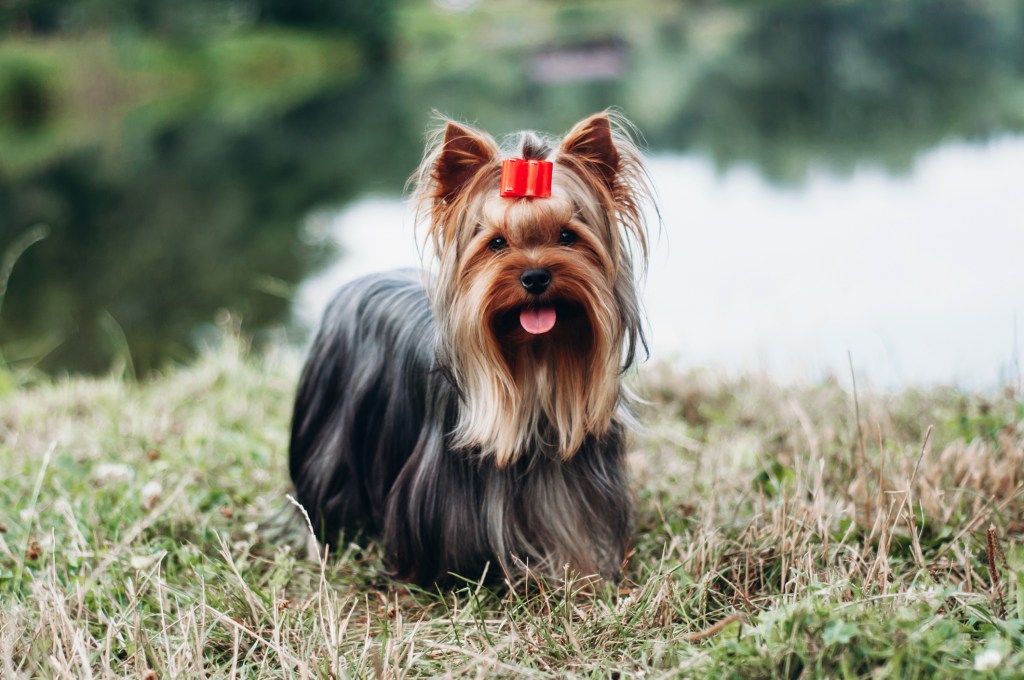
xmin=288 ymin=112 xmax=652 ymax=585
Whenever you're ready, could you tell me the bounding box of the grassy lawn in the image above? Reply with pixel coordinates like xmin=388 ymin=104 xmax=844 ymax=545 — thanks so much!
xmin=1 ymin=336 xmax=1022 ymax=677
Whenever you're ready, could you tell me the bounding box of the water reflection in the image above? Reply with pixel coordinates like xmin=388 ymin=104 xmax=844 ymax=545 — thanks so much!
xmin=0 ymin=81 xmax=422 ymax=373
xmin=299 ymin=137 xmax=1024 ymax=390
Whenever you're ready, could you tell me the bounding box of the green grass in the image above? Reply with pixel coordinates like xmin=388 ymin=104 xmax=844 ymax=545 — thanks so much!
xmin=1 ymin=336 xmax=1023 ymax=677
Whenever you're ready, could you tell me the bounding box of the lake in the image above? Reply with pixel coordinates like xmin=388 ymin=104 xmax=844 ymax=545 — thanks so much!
xmin=2 ymin=0 xmax=1023 ymax=389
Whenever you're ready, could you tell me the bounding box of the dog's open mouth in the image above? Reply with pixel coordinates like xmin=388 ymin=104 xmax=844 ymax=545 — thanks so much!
xmin=519 ymin=306 xmax=557 ymax=334
xmin=493 ymin=302 xmax=585 ymax=340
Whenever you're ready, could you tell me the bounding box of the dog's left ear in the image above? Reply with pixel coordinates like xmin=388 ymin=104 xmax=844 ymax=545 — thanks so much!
xmin=433 ymin=122 xmax=497 ymax=203
xmin=558 ymin=113 xmax=621 ymax=187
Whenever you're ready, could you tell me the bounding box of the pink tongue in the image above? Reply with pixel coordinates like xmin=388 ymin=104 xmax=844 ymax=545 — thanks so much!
xmin=520 ymin=306 xmax=557 ymax=334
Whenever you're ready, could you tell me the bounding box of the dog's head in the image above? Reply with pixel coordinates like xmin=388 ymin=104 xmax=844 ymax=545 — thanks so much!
xmin=413 ymin=112 xmax=652 ymax=466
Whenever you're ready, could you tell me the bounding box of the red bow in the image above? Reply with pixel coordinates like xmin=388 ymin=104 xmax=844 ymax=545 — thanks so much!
xmin=500 ymin=159 xmax=552 ymax=198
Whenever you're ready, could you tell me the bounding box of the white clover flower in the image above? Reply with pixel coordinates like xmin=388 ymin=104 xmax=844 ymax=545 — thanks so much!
xmin=974 ymin=648 xmax=1003 ymax=672
xmin=615 ymin=593 xmax=635 ymax=613
xmin=95 ymin=463 xmax=133 ymax=484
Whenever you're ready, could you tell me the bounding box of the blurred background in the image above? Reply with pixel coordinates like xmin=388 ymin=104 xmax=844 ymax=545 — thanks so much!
xmin=1 ymin=0 xmax=1022 ymax=389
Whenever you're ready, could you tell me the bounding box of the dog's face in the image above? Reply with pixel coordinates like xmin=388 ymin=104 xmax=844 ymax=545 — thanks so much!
xmin=414 ymin=113 xmax=650 ymax=466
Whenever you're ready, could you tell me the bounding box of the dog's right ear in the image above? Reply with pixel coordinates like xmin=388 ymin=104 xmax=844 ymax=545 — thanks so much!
xmin=432 ymin=122 xmax=497 ymax=203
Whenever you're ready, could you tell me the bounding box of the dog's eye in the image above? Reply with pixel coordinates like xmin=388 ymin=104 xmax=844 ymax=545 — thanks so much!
xmin=488 ymin=236 xmax=509 ymax=252
xmin=558 ymin=229 xmax=577 ymax=245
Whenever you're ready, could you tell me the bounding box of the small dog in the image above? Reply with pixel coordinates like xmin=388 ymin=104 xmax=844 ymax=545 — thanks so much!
xmin=289 ymin=112 xmax=652 ymax=585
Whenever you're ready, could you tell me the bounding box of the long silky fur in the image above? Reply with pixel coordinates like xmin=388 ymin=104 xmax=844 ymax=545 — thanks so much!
xmin=289 ymin=112 xmax=652 ymax=585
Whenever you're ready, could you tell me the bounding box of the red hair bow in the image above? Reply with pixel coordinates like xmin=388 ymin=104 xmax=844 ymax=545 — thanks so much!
xmin=499 ymin=159 xmax=552 ymax=198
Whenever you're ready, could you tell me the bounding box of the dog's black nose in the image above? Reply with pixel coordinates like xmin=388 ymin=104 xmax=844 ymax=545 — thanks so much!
xmin=520 ymin=268 xmax=552 ymax=295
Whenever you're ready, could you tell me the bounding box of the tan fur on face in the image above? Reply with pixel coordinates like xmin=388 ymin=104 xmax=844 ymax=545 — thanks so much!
xmin=412 ymin=112 xmax=652 ymax=466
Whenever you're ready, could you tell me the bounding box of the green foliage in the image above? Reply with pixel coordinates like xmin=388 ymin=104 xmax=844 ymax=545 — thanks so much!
xmin=0 ymin=364 xmax=12 ymax=395
xmin=0 ymin=33 xmax=381 ymax=375
xmin=0 ymin=55 xmax=54 ymax=128
xmin=703 ymin=596 xmax=1024 ymax=678
xmin=1 ymin=0 xmax=397 ymax=50
xmin=752 ymin=460 xmax=796 ymax=499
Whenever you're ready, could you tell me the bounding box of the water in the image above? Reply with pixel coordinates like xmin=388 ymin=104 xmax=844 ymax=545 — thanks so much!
xmin=640 ymin=141 xmax=1024 ymax=390
xmin=2 ymin=0 xmax=1023 ymax=387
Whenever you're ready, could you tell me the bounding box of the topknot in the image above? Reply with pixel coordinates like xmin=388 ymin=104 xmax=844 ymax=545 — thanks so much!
xmin=519 ymin=132 xmax=553 ymax=161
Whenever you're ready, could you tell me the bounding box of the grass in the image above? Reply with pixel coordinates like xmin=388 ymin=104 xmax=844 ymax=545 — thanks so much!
xmin=1 ymin=335 xmax=1023 ymax=677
